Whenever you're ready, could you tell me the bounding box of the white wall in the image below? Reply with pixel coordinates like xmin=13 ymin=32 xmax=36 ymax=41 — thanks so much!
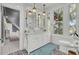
xmin=48 ymin=4 xmax=70 ymax=43
xmin=48 ymin=4 xmax=68 ymax=41
xmin=50 ymin=3 xmax=79 ymax=41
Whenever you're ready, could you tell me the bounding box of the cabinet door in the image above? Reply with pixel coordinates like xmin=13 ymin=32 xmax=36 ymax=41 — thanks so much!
xmin=28 ymin=35 xmax=38 ymax=52
xmin=42 ymin=33 xmax=50 ymax=45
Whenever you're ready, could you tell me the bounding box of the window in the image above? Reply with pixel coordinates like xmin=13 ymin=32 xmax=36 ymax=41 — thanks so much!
xmin=69 ymin=4 xmax=77 ymax=35
xmin=54 ymin=8 xmax=63 ymax=34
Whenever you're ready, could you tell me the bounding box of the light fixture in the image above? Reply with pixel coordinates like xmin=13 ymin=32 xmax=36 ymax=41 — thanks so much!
xmin=43 ymin=4 xmax=46 ymax=16
xmin=43 ymin=11 xmax=46 ymax=16
xmin=28 ymin=10 xmax=32 ymax=15
xmin=27 ymin=4 xmax=47 ymax=16
xmin=32 ymin=3 xmax=37 ymax=12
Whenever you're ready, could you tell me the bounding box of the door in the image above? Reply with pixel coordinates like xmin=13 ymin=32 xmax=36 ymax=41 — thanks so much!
xmin=0 ymin=6 xmax=20 ymax=55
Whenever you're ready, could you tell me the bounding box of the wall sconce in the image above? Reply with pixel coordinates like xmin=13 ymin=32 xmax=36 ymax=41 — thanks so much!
xmin=27 ymin=3 xmax=47 ymax=16
xmin=32 ymin=3 xmax=37 ymax=12
xmin=43 ymin=11 xmax=46 ymax=16
xmin=42 ymin=4 xmax=46 ymax=16
xmin=28 ymin=10 xmax=32 ymax=15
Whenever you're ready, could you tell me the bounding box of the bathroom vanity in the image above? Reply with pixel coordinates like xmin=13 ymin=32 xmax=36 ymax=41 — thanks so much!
xmin=25 ymin=31 xmax=51 ymax=54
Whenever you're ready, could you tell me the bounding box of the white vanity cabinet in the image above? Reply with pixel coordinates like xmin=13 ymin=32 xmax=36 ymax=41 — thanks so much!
xmin=27 ymin=32 xmax=51 ymax=54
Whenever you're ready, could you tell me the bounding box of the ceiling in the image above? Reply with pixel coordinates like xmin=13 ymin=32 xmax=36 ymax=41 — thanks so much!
xmin=23 ymin=3 xmax=68 ymax=11
xmin=1 ymin=3 xmax=68 ymax=11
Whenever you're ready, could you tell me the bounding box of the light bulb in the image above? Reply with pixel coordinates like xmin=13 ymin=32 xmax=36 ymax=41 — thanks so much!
xmin=28 ymin=11 xmax=32 ymax=15
xmin=43 ymin=12 xmax=46 ymax=16
xmin=32 ymin=3 xmax=37 ymax=12
xmin=32 ymin=7 xmax=36 ymax=12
